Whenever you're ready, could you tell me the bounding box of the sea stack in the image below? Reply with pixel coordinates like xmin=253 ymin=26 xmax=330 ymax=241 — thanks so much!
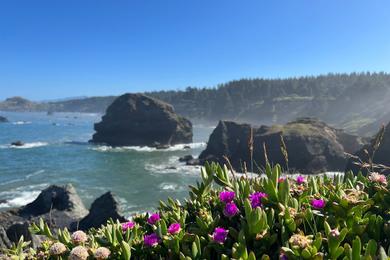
xmin=346 ymin=122 xmax=390 ymax=175
xmin=91 ymin=93 xmax=193 ymax=147
xmin=198 ymin=118 xmax=366 ymax=174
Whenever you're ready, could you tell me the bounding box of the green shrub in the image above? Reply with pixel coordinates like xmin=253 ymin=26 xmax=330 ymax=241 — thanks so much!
xmin=3 ymin=163 xmax=390 ymax=259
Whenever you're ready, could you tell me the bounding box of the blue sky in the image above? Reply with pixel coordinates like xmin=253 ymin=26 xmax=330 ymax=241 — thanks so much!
xmin=0 ymin=0 xmax=389 ymax=100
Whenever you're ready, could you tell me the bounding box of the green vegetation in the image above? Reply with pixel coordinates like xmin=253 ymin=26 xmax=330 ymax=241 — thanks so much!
xmin=3 ymin=163 xmax=390 ymax=259
xmin=2 ymin=72 xmax=390 ymax=135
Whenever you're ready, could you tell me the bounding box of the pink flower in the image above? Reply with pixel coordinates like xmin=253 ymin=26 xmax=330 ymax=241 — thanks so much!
xmin=71 ymin=230 xmax=88 ymax=244
xmin=296 ymin=175 xmax=305 ymax=185
xmin=311 ymin=199 xmax=326 ymax=209
xmin=168 ymin=223 xmax=181 ymax=235
xmin=249 ymin=192 xmax=268 ymax=208
xmin=212 ymin=227 xmax=228 ymax=243
xmin=144 ymin=233 xmax=160 ymax=247
xmin=219 ymin=191 xmax=235 ymax=203
xmin=121 ymin=221 xmax=135 ymax=232
xmin=223 ymin=202 xmax=239 ymax=217
xmin=278 ymin=177 xmax=287 ymax=183
xmin=369 ymin=172 xmax=387 ymax=185
xmin=147 ymin=213 xmax=160 ymax=225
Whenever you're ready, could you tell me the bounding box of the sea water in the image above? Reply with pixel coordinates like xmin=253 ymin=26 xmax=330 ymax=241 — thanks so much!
xmin=0 ymin=112 xmax=214 ymax=217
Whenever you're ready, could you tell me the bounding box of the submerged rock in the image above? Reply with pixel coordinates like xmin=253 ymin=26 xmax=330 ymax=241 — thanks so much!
xmin=346 ymin=122 xmax=390 ymax=175
xmin=91 ymin=93 xmax=193 ymax=147
xmin=179 ymin=155 xmax=194 ymax=163
xmin=11 ymin=141 xmax=24 ymax=146
xmin=76 ymin=192 xmax=126 ymax=231
xmin=199 ymin=118 xmax=366 ymax=174
xmin=0 ymin=116 xmax=8 ymax=123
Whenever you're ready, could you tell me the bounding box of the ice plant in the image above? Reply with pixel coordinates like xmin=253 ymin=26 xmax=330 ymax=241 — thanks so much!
xmin=369 ymin=172 xmax=387 ymax=185
xmin=94 ymin=247 xmax=111 ymax=260
xmin=49 ymin=242 xmax=67 ymax=256
xmin=219 ymin=190 xmax=235 ymax=203
xmin=296 ymin=175 xmax=305 ymax=185
xmin=147 ymin=213 xmax=160 ymax=225
xmin=69 ymin=246 xmax=89 ymax=260
xmin=329 ymin=228 xmax=340 ymax=238
xmin=311 ymin=199 xmax=326 ymax=209
xmin=289 ymin=233 xmax=313 ymax=249
xmin=168 ymin=223 xmax=181 ymax=235
xmin=71 ymin=230 xmax=88 ymax=244
xmin=144 ymin=233 xmax=160 ymax=247
xmin=223 ymin=202 xmax=239 ymax=217
xmin=278 ymin=176 xmax=287 ymax=183
xmin=121 ymin=221 xmax=135 ymax=232
xmin=249 ymin=192 xmax=268 ymax=208
xmin=212 ymin=227 xmax=228 ymax=244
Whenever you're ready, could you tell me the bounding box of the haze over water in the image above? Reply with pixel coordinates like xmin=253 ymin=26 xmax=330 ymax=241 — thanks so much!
xmin=0 ymin=112 xmax=212 ymax=217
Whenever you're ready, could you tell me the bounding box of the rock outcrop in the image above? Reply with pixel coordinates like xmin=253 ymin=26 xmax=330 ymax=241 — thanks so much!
xmin=346 ymin=123 xmax=390 ymax=175
xmin=0 ymin=116 xmax=8 ymax=123
xmin=76 ymin=192 xmax=126 ymax=231
xmin=91 ymin=93 xmax=193 ymax=147
xmin=0 ymin=185 xmax=126 ymax=248
xmin=199 ymin=118 xmax=366 ymax=174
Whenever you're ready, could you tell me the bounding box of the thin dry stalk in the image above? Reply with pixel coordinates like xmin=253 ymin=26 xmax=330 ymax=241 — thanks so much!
xmin=280 ymin=134 xmax=289 ymax=172
xmin=248 ymin=127 xmax=254 ymax=173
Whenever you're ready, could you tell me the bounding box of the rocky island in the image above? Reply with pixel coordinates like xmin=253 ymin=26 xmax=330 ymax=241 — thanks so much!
xmin=198 ymin=118 xmax=366 ymax=173
xmin=0 ymin=185 xmax=125 ymax=249
xmin=0 ymin=116 xmax=8 ymax=123
xmin=91 ymin=93 xmax=193 ymax=147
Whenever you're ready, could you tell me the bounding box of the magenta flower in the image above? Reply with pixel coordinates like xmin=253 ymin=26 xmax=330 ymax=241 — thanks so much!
xmin=168 ymin=223 xmax=181 ymax=235
xmin=219 ymin=191 xmax=235 ymax=203
xmin=296 ymin=175 xmax=305 ymax=185
xmin=311 ymin=199 xmax=326 ymax=209
xmin=249 ymin=192 xmax=268 ymax=208
xmin=147 ymin=213 xmax=160 ymax=225
xmin=212 ymin=227 xmax=228 ymax=243
xmin=144 ymin=233 xmax=160 ymax=247
xmin=223 ymin=202 xmax=239 ymax=217
xmin=121 ymin=221 xmax=135 ymax=232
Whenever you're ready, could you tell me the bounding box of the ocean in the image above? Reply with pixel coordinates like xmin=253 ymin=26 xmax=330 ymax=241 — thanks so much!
xmin=0 ymin=112 xmax=213 ymax=217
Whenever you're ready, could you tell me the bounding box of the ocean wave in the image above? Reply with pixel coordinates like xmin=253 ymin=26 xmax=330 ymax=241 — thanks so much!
xmin=158 ymin=182 xmax=186 ymax=191
xmin=0 ymin=183 xmax=48 ymax=209
xmin=145 ymin=156 xmax=201 ymax=175
xmin=91 ymin=142 xmax=206 ymax=153
xmin=12 ymin=121 xmax=32 ymax=125
xmin=0 ymin=170 xmax=45 ymax=186
xmin=3 ymin=142 xmax=49 ymax=149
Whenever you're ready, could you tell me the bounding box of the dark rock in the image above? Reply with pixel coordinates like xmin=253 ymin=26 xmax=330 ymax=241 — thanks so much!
xmin=179 ymin=155 xmax=194 ymax=163
xmin=6 ymin=222 xmax=32 ymax=243
xmin=183 ymin=145 xmax=191 ymax=149
xmin=0 ymin=116 xmax=8 ymax=123
xmin=0 ymin=226 xmax=11 ymax=249
xmin=346 ymin=123 xmax=390 ymax=175
xmin=76 ymin=192 xmax=126 ymax=231
xmin=91 ymin=93 xmax=193 ymax=147
xmin=186 ymin=158 xmax=200 ymax=166
xmin=199 ymin=118 xmax=366 ymax=174
xmin=11 ymin=141 xmax=24 ymax=146
xmin=19 ymin=184 xmax=88 ymax=220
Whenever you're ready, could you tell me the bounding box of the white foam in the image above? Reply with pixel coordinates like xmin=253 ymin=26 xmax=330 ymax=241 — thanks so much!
xmin=12 ymin=121 xmax=32 ymax=125
xmin=0 ymin=184 xmax=48 ymax=209
xmin=145 ymin=156 xmax=201 ymax=175
xmin=0 ymin=191 xmax=41 ymax=208
xmin=7 ymin=142 xmax=48 ymax=149
xmin=91 ymin=142 xmax=206 ymax=153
